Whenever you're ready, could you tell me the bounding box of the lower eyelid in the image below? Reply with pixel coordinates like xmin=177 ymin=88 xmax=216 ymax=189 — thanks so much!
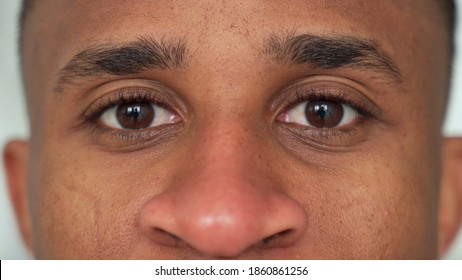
xmin=87 ymin=122 xmax=183 ymax=152
xmin=275 ymin=120 xmax=370 ymax=153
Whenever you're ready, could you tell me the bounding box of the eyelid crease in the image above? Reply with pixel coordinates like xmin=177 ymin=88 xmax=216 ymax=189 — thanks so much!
xmin=81 ymin=87 xmax=175 ymax=123
xmin=279 ymin=85 xmax=381 ymax=121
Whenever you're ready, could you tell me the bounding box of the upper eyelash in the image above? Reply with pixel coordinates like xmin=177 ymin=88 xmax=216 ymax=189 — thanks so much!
xmin=81 ymin=86 xmax=378 ymax=129
xmin=285 ymin=86 xmax=379 ymax=119
xmin=82 ymin=88 xmax=169 ymax=122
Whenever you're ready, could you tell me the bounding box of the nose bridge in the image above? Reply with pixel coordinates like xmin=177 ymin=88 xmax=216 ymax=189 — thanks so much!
xmin=192 ymin=120 xmax=261 ymax=182
xmin=139 ymin=120 xmax=308 ymax=257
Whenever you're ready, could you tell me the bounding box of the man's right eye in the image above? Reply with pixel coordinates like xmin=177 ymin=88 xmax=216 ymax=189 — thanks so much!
xmin=99 ymin=102 xmax=179 ymax=130
xmin=80 ymin=85 xmax=187 ymax=150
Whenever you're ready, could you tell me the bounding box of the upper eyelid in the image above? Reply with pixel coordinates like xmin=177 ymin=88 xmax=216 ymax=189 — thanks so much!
xmin=289 ymin=92 xmax=363 ymax=115
xmin=285 ymin=100 xmax=359 ymax=125
xmin=274 ymin=82 xmax=382 ymax=120
xmin=81 ymin=86 xmax=180 ymax=122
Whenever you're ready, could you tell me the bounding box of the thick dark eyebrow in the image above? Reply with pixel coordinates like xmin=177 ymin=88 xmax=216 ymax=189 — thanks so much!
xmin=263 ymin=33 xmax=402 ymax=82
xmin=55 ymin=36 xmax=188 ymax=92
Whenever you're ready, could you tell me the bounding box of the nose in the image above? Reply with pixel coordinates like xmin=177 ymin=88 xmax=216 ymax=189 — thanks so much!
xmin=139 ymin=125 xmax=308 ymax=258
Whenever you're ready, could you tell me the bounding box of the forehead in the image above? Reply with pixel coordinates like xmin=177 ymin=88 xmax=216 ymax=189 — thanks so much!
xmin=24 ymin=1 xmax=446 ymax=68
xmin=22 ymin=0 xmax=449 ymax=111
xmin=24 ymin=0 xmax=444 ymax=50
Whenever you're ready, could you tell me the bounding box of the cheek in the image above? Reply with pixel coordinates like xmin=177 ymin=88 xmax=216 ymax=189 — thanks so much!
xmin=342 ymin=146 xmax=438 ymax=258
xmin=285 ymin=141 xmax=438 ymax=259
xmin=29 ymin=147 xmax=171 ymax=259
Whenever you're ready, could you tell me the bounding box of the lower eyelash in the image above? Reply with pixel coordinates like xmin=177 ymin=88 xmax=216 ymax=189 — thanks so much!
xmin=81 ymin=117 xmax=182 ymax=151
xmin=282 ymin=120 xmax=368 ymax=150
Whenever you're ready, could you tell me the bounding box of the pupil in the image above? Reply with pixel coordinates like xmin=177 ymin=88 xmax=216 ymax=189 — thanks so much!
xmin=315 ymin=104 xmax=329 ymax=118
xmin=305 ymin=101 xmax=343 ymax=128
xmin=116 ymin=102 xmax=155 ymax=129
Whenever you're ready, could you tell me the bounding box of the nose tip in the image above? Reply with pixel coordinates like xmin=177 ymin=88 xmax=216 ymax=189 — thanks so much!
xmin=139 ymin=184 xmax=308 ymax=258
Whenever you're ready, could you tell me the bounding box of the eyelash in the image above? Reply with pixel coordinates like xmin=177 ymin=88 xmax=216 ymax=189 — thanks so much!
xmin=281 ymin=86 xmax=379 ymax=122
xmin=77 ymin=87 xmax=183 ymax=149
xmin=272 ymin=85 xmax=381 ymax=148
xmin=82 ymin=87 xmax=170 ymax=123
xmin=79 ymin=84 xmax=378 ymax=149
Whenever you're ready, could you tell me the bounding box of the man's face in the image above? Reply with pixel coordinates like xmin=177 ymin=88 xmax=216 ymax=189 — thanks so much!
xmin=19 ymin=0 xmax=451 ymax=259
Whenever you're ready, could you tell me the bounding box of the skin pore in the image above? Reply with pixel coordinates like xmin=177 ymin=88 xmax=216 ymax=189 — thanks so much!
xmin=4 ymin=0 xmax=462 ymax=259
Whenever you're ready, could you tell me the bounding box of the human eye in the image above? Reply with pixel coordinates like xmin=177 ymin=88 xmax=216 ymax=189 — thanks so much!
xmin=81 ymin=86 xmax=183 ymax=150
xmin=280 ymin=99 xmax=359 ymax=129
xmin=100 ymin=100 xmax=177 ymax=130
xmin=275 ymin=81 xmax=380 ymax=149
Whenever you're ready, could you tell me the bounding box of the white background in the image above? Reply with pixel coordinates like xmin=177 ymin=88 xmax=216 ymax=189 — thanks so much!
xmin=1 ymin=1 xmax=462 ymax=259
xmin=2 ymin=260 xmax=462 ymax=280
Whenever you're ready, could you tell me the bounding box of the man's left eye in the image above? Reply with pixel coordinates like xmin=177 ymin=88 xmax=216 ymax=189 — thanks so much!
xmin=280 ymin=100 xmax=359 ymax=128
xmin=100 ymin=102 xmax=178 ymax=130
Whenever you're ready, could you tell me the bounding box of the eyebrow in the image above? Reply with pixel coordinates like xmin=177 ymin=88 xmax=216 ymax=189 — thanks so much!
xmin=55 ymin=36 xmax=188 ymax=92
xmin=263 ymin=33 xmax=402 ymax=82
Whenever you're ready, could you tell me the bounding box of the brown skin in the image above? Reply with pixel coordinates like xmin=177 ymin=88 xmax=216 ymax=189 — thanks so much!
xmin=4 ymin=0 xmax=462 ymax=259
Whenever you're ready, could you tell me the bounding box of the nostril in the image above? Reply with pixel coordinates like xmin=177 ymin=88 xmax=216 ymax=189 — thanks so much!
xmin=261 ymin=229 xmax=293 ymax=246
xmin=155 ymin=228 xmax=181 ymax=240
xmin=151 ymin=228 xmax=183 ymax=247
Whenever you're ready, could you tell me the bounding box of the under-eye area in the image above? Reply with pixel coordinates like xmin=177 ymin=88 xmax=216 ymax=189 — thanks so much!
xmin=274 ymin=79 xmax=381 ymax=150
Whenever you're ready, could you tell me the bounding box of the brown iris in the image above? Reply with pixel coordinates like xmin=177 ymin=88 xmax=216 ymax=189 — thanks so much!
xmin=305 ymin=101 xmax=344 ymax=128
xmin=116 ymin=102 xmax=155 ymax=129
